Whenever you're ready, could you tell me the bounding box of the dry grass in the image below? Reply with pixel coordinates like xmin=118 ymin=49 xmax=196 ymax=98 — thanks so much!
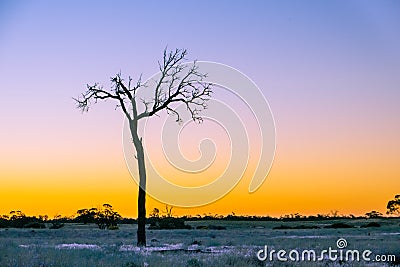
xmin=0 ymin=218 xmax=399 ymax=266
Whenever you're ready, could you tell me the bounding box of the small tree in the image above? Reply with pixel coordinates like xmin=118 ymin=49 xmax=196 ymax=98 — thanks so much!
xmin=163 ymin=205 xmax=174 ymax=218
xmin=365 ymin=210 xmax=383 ymax=218
xmin=387 ymin=194 xmax=400 ymax=215
xmin=148 ymin=205 xmax=191 ymax=230
xmin=9 ymin=210 xmax=25 ymax=221
xmin=149 ymin=208 xmax=160 ymax=219
xmin=38 ymin=215 xmax=48 ymax=222
xmin=74 ymin=48 xmax=212 ymax=246
xmin=76 ymin=208 xmax=97 ymax=224
xmin=95 ymin=204 xmax=122 ymax=230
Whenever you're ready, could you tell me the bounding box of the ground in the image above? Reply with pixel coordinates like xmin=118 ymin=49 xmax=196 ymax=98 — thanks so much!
xmin=0 ymin=219 xmax=399 ymax=266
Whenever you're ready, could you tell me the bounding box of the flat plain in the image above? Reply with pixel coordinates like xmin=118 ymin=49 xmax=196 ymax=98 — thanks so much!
xmin=1 ymin=218 xmax=399 ymax=267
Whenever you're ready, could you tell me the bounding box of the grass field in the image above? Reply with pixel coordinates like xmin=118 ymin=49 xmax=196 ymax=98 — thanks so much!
xmin=0 ymin=218 xmax=399 ymax=266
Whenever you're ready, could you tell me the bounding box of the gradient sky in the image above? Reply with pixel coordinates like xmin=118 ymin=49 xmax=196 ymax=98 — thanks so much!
xmin=1 ymin=1 xmax=399 ymax=218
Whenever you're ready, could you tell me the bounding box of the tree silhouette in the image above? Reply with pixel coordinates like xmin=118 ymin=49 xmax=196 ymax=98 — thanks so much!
xmin=74 ymin=48 xmax=212 ymax=246
xmin=95 ymin=204 xmax=122 ymax=230
xmin=387 ymin=194 xmax=400 ymax=215
xmin=149 ymin=208 xmax=160 ymax=219
xmin=365 ymin=210 xmax=382 ymax=218
xmin=76 ymin=208 xmax=97 ymax=224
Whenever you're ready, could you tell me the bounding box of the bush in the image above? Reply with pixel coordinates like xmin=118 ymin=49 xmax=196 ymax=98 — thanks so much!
xmin=75 ymin=208 xmax=97 ymax=224
xmin=149 ymin=217 xmax=192 ymax=230
xmin=94 ymin=204 xmax=122 ymax=230
xmin=49 ymin=223 xmax=64 ymax=229
xmin=361 ymin=222 xmax=381 ymax=228
xmin=196 ymin=225 xmax=226 ymax=230
xmin=324 ymin=222 xmax=354 ymax=229
xmin=0 ymin=218 xmax=9 ymax=228
xmin=23 ymin=222 xmax=46 ymax=229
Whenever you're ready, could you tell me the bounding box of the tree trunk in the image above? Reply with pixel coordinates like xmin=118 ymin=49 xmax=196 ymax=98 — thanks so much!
xmin=130 ymin=119 xmax=147 ymax=247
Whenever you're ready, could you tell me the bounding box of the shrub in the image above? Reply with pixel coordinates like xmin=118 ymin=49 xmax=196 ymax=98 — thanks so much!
xmin=49 ymin=222 xmax=64 ymax=229
xmin=23 ymin=222 xmax=46 ymax=229
xmin=94 ymin=204 xmax=122 ymax=230
xmin=361 ymin=222 xmax=381 ymax=228
xmin=324 ymin=222 xmax=354 ymax=228
xmin=149 ymin=217 xmax=191 ymax=230
xmin=365 ymin=211 xmax=383 ymax=218
xmin=75 ymin=208 xmax=97 ymax=224
xmin=0 ymin=218 xmax=9 ymax=228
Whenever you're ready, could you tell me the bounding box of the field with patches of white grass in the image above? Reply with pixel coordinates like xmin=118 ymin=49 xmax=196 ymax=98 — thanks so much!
xmin=1 ymin=219 xmax=399 ymax=266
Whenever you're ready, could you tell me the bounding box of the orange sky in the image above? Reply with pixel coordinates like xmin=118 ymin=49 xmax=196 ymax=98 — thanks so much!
xmin=1 ymin=102 xmax=399 ymax=218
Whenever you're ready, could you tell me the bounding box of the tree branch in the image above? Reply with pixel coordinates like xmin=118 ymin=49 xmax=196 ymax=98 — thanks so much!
xmin=75 ymin=48 xmax=212 ymax=124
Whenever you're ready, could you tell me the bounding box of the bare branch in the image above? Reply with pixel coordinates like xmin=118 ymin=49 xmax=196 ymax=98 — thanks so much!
xmin=139 ymin=57 xmax=213 ymax=122
xmin=152 ymin=48 xmax=188 ymax=112
xmin=75 ymin=48 xmax=212 ymax=124
xmin=74 ymin=72 xmax=149 ymax=122
xmin=73 ymin=84 xmax=119 ymax=111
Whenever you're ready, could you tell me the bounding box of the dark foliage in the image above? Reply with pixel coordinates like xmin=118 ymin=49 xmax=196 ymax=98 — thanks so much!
xmin=94 ymin=204 xmax=122 ymax=230
xmin=119 ymin=218 xmax=137 ymax=224
xmin=0 ymin=211 xmax=44 ymax=228
xmin=75 ymin=208 xmax=97 ymax=224
xmin=0 ymin=204 xmax=395 ymax=232
xmin=23 ymin=222 xmax=46 ymax=229
xmin=365 ymin=210 xmax=383 ymax=218
xmin=360 ymin=222 xmax=381 ymax=228
xmin=387 ymin=194 xmax=400 ymax=215
xmin=273 ymin=225 xmax=291 ymax=230
xmin=148 ymin=217 xmax=191 ymax=230
xmin=0 ymin=218 xmax=9 ymax=228
xmin=324 ymin=222 xmax=354 ymax=229
xmin=49 ymin=222 xmax=65 ymax=229
xmin=0 ymin=204 xmax=122 ymax=230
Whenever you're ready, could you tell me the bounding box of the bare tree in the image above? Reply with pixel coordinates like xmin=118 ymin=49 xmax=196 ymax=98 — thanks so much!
xmin=74 ymin=48 xmax=212 ymax=246
xmin=163 ymin=204 xmax=174 ymax=218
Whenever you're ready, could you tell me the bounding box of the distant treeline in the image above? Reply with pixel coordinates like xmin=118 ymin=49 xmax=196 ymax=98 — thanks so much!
xmin=170 ymin=210 xmax=389 ymax=222
xmin=147 ymin=206 xmax=392 ymax=223
xmin=0 ymin=204 xmax=135 ymax=229
xmin=1 ymin=200 xmax=399 ymax=230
